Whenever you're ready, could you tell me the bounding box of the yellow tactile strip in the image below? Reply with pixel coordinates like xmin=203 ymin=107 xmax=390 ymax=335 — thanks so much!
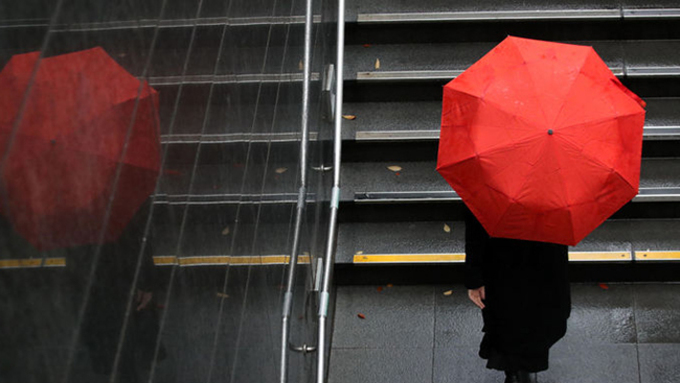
xmin=153 ymin=255 xmax=312 ymax=267
xmin=353 ymin=251 xmax=633 ymax=264
xmin=353 ymin=253 xmax=466 ymax=264
xmin=0 ymin=258 xmax=66 ymax=269
xmin=635 ymin=251 xmax=680 ymax=261
xmin=4 ymin=251 xmax=675 ymax=270
xmin=568 ymin=251 xmax=632 ymax=262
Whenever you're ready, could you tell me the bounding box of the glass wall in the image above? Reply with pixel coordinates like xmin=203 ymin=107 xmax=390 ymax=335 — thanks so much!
xmin=0 ymin=0 xmax=336 ymax=382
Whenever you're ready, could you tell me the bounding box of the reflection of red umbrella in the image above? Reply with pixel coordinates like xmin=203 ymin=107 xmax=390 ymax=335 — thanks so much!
xmin=437 ymin=36 xmax=646 ymax=246
xmin=0 ymin=47 xmax=160 ymax=250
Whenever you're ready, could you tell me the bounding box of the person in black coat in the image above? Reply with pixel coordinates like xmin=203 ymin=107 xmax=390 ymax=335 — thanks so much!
xmin=80 ymin=199 xmax=164 ymax=383
xmin=464 ymin=209 xmax=571 ymax=383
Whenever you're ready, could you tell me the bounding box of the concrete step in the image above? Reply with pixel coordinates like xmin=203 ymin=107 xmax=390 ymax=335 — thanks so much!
xmin=156 ymin=81 xmax=314 ymax=137
xmin=0 ymin=0 xmax=308 ymax=27
xmin=0 ymin=26 xmax=309 ymax=77
xmin=340 ymin=158 xmax=680 ymax=201
xmin=334 ymin=219 xmax=680 ymax=284
xmin=336 ymin=219 xmax=680 ymax=263
xmin=335 ymin=158 xmax=680 ymax=223
xmin=346 ymin=0 xmax=680 ymax=22
xmin=345 ymin=0 xmax=680 ymax=44
xmin=345 ymin=40 xmax=680 ymax=81
xmin=341 ymin=97 xmax=680 ymax=142
xmin=343 ymin=40 xmax=680 ymax=102
xmin=328 ymin=283 xmax=680 ymax=383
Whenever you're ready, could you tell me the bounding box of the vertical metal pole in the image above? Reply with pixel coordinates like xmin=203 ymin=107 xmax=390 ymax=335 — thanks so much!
xmin=317 ymin=0 xmax=344 ymax=381
xmin=280 ymin=0 xmax=314 ymax=381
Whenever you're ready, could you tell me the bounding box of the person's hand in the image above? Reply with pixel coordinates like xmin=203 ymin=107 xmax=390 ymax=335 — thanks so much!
xmin=468 ymin=286 xmax=485 ymax=309
xmin=136 ymin=290 xmax=153 ymax=311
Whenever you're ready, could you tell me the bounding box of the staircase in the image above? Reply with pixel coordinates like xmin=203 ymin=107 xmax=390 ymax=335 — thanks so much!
xmin=327 ymin=1 xmax=680 ymax=382
xmin=334 ymin=0 xmax=680 ymax=284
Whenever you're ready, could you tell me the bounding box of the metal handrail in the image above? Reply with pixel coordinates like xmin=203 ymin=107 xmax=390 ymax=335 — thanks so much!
xmin=280 ymin=0 xmax=314 ymax=381
xmin=317 ymin=0 xmax=345 ymax=381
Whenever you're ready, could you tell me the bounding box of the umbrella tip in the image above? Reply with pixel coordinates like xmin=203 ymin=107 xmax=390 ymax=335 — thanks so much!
xmin=548 ymin=129 xmax=554 ymax=135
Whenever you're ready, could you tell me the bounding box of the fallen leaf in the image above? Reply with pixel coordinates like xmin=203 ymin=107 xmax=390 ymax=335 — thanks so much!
xmin=275 ymin=167 xmax=288 ymax=174
xmin=377 ymin=286 xmax=383 ymax=292
xmin=118 ymin=53 xmax=127 ymax=58
xmin=363 ymin=44 xmax=372 ymax=48
xmin=375 ymin=58 xmax=380 ymax=69
xmin=216 ymin=292 xmax=229 ymax=298
xmin=357 ymin=313 xmax=366 ymax=319
xmin=443 ymin=223 xmax=451 ymax=233
xmin=298 ymin=60 xmax=304 ymax=70
xmin=356 ymin=251 xmax=364 ymax=255
xmin=598 ymin=283 xmax=609 ymax=290
xmin=443 ymin=290 xmax=453 ymax=296
xmin=221 ymin=227 xmax=230 ymax=236
xmin=387 ymin=165 xmax=402 ymax=172
xmin=342 ymin=115 xmax=357 ymax=120
xmin=386 ymin=283 xmax=393 ymax=288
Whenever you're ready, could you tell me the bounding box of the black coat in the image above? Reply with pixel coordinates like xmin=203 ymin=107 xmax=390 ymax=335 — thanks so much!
xmin=464 ymin=210 xmax=571 ymax=372
xmin=80 ymin=199 xmax=161 ymax=380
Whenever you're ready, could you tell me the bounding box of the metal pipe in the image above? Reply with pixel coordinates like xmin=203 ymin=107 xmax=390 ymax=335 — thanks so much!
xmin=280 ymin=0 xmax=314 ymax=381
xmin=317 ymin=0 xmax=344 ymax=381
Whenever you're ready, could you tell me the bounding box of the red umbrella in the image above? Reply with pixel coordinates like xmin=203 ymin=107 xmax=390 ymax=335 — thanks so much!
xmin=437 ymin=36 xmax=646 ymax=246
xmin=0 ymin=47 xmax=160 ymax=250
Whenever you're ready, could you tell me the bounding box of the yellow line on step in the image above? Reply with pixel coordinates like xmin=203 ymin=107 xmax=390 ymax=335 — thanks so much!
xmin=0 ymin=258 xmax=66 ymax=269
xmin=153 ymin=255 xmax=312 ymax=266
xmin=568 ymin=251 xmax=632 ymax=262
xmin=353 ymin=253 xmax=466 ymax=264
xmin=635 ymin=251 xmax=680 ymax=261
xmin=353 ymin=251 xmax=634 ymax=264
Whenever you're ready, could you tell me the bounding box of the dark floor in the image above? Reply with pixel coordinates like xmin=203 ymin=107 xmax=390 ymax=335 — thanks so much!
xmin=328 ymin=283 xmax=680 ymax=383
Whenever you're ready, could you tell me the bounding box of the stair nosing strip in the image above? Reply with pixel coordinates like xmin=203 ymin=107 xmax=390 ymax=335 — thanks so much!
xmin=353 ymin=188 xmax=680 ymax=203
xmin=0 ymin=15 xmax=322 ymax=31
xmin=355 ymin=68 xmax=632 ymax=81
xmin=355 ymin=126 xmax=680 ymax=141
xmin=149 ymin=72 xmax=319 ymax=86
xmin=356 ymin=9 xmax=622 ymax=23
xmin=350 ymin=251 xmax=633 ymax=264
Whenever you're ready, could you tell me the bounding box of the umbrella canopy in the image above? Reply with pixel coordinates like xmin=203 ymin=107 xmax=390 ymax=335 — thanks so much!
xmin=0 ymin=47 xmax=160 ymax=250
xmin=437 ymin=36 xmax=646 ymax=246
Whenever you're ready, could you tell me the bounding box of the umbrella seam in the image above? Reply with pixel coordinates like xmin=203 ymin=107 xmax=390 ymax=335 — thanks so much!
xmin=508 ymin=37 xmax=553 ymax=130
xmin=468 ymin=97 xmax=546 ymax=156
xmin=548 ymin=47 xmax=595 ymax=129
xmin=556 ymin=111 xmax=645 ymax=133
xmin=555 ymin=117 xmax=642 ymax=192
xmin=551 ymin=136 xmax=577 ymax=245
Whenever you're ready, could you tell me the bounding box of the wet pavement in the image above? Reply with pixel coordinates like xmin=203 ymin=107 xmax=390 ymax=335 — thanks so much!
xmin=328 ymin=283 xmax=680 ymax=383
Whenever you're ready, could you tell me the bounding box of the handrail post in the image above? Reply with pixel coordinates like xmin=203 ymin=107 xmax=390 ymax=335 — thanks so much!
xmin=280 ymin=0 xmax=314 ymax=382
xmin=317 ymin=0 xmax=344 ymax=382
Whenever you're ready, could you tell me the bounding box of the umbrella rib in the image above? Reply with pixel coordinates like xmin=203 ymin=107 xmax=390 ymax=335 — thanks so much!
xmin=551 ymin=138 xmax=577 ymax=245
xmin=485 ymin=186 xmax=515 ymax=236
